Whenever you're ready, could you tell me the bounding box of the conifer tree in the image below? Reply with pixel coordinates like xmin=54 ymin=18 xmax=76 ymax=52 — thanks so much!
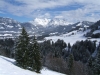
xmin=30 ymin=35 xmax=41 ymax=73
xmin=87 ymin=56 xmax=94 ymax=75
xmin=93 ymin=47 xmax=100 ymax=75
xmin=87 ymin=56 xmax=93 ymax=68
xmin=68 ymin=43 xmax=71 ymax=49
xmin=15 ymin=27 xmax=29 ymax=69
xmin=67 ymin=54 xmax=74 ymax=75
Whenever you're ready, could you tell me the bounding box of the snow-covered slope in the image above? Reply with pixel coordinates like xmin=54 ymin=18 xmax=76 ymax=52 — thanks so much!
xmin=0 ymin=17 xmax=22 ymax=38
xmin=45 ymin=30 xmax=86 ymax=45
xmin=0 ymin=56 xmax=65 ymax=75
xmin=45 ymin=30 xmax=100 ymax=45
xmin=0 ymin=17 xmax=21 ymax=29
xmin=93 ymin=30 xmax=100 ymax=34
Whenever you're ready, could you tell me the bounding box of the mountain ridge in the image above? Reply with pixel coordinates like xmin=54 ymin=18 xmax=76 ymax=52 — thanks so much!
xmin=0 ymin=17 xmax=94 ymax=38
xmin=29 ymin=18 xmax=72 ymax=27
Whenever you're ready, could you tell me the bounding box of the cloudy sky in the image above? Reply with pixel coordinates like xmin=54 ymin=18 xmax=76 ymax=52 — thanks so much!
xmin=0 ymin=0 xmax=100 ymax=23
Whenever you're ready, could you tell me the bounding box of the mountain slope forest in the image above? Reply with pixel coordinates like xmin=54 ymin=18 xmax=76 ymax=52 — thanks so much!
xmin=0 ymin=27 xmax=100 ymax=75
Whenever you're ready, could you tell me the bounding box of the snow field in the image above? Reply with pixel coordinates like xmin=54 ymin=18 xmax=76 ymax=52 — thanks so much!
xmin=45 ymin=31 xmax=100 ymax=45
xmin=0 ymin=56 xmax=65 ymax=75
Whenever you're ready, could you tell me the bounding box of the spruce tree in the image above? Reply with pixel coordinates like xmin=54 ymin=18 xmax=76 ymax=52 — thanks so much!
xmin=68 ymin=43 xmax=71 ymax=49
xmin=30 ymin=35 xmax=41 ymax=73
xmin=15 ymin=27 xmax=29 ymax=69
xmin=87 ymin=56 xmax=94 ymax=68
xmin=67 ymin=54 xmax=74 ymax=75
xmin=87 ymin=56 xmax=94 ymax=75
xmin=93 ymin=47 xmax=100 ymax=75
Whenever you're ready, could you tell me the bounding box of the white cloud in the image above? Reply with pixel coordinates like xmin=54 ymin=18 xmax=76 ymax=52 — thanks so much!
xmin=0 ymin=0 xmax=100 ymax=22
xmin=0 ymin=0 xmax=74 ymax=16
xmin=0 ymin=11 xmax=5 ymax=14
xmin=54 ymin=16 xmax=64 ymax=18
xmin=54 ymin=3 xmax=100 ymax=23
xmin=34 ymin=13 xmax=51 ymax=19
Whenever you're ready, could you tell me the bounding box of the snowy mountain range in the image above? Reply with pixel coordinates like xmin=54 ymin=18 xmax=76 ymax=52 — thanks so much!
xmin=0 ymin=17 xmax=94 ymax=38
xmin=29 ymin=18 xmax=72 ymax=27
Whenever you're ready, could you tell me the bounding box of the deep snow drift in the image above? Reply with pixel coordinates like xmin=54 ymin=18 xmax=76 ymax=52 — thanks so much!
xmin=0 ymin=56 xmax=65 ymax=75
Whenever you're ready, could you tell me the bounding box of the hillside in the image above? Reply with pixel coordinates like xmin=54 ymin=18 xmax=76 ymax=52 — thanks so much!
xmin=45 ymin=30 xmax=100 ymax=45
xmin=85 ymin=20 xmax=100 ymax=38
xmin=0 ymin=56 xmax=65 ymax=75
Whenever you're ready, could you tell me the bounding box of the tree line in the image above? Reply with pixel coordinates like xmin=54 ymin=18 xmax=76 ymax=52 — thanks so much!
xmin=0 ymin=38 xmax=14 ymax=57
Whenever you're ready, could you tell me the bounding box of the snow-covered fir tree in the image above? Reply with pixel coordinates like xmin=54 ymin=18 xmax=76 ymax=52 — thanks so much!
xmin=87 ymin=56 xmax=94 ymax=75
xmin=15 ymin=27 xmax=29 ymax=69
xmin=67 ymin=54 xmax=74 ymax=75
xmin=93 ymin=46 xmax=100 ymax=75
xmin=29 ymin=35 xmax=41 ymax=73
